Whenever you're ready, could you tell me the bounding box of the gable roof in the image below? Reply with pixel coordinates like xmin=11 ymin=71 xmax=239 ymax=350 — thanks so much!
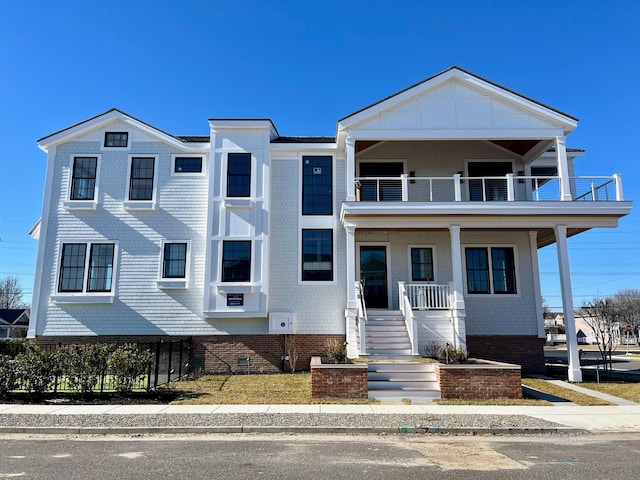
xmin=0 ymin=309 xmax=29 ymax=325
xmin=37 ymin=108 xmax=209 ymax=151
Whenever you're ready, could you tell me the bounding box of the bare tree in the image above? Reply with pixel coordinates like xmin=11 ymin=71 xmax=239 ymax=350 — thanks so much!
xmin=612 ymin=289 xmax=640 ymax=336
xmin=579 ymin=298 xmax=618 ymax=373
xmin=0 ymin=276 xmax=25 ymax=309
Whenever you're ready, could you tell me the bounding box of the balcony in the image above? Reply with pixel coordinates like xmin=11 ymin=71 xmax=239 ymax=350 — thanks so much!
xmin=354 ymin=173 xmax=624 ymax=203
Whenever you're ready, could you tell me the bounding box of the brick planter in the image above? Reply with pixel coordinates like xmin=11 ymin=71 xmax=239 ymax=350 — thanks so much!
xmin=310 ymin=357 xmax=368 ymax=399
xmin=435 ymin=360 xmax=522 ymax=399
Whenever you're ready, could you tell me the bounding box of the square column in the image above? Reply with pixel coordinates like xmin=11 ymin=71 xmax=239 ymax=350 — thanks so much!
xmin=555 ymin=136 xmax=573 ymax=201
xmin=344 ymin=225 xmax=359 ymax=358
xmin=449 ymin=225 xmax=467 ymax=349
xmin=346 ymin=136 xmax=356 ymax=201
xmin=554 ymin=225 xmax=582 ymax=382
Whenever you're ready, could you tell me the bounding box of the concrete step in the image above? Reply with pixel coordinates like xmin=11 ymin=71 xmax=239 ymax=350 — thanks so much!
xmin=369 ymin=380 xmax=440 ymax=390
xmin=368 ymin=362 xmax=436 ymax=373
xmin=368 ymin=390 xmax=441 ymax=403
xmin=366 ymin=336 xmax=411 ymax=344
xmin=366 ymin=330 xmax=408 ymax=337
xmin=366 ymin=349 xmax=413 ymax=355
xmin=366 ymin=325 xmax=407 ymax=332
xmin=367 ymin=309 xmax=402 ymax=315
xmin=366 ymin=319 xmax=405 ymax=325
xmin=368 ymin=371 xmax=438 ymax=382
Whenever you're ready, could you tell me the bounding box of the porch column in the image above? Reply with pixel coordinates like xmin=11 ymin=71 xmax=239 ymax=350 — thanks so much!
xmin=555 ymin=136 xmax=573 ymax=201
xmin=529 ymin=231 xmax=545 ymax=339
xmin=346 ymin=136 xmax=356 ymax=201
xmin=449 ymin=225 xmax=467 ymax=349
xmin=554 ymin=225 xmax=582 ymax=382
xmin=344 ymin=225 xmax=359 ymax=358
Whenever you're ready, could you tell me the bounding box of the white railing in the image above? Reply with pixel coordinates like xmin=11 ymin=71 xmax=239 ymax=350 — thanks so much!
xmin=355 ymin=281 xmax=367 ymax=354
xmin=398 ymin=282 xmax=418 ymax=355
xmin=354 ymin=174 xmax=624 ymax=203
xmin=404 ymin=283 xmax=452 ymax=310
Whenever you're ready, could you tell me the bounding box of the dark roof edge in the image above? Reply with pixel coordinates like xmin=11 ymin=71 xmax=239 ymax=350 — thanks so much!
xmin=338 ymin=66 xmax=579 ymax=124
xmin=271 ymin=136 xmax=336 ymax=144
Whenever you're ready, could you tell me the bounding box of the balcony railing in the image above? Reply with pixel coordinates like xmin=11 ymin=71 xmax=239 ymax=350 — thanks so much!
xmin=403 ymin=283 xmax=452 ymax=310
xmin=354 ymin=174 xmax=624 ymax=203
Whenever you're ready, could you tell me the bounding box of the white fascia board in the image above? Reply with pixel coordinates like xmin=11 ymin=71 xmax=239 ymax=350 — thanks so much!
xmin=38 ymin=111 xmax=203 ymax=152
xmin=345 ymin=128 xmax=566 ymax=141
xmin=29 ymin=218 xmax=41 ymax=239
xmin=209 ymin=119 xmax=278 ymax=139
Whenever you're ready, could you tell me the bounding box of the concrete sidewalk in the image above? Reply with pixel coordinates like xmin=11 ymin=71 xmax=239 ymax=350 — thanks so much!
xmin=2 ymin=403 xmax=640 ymax=434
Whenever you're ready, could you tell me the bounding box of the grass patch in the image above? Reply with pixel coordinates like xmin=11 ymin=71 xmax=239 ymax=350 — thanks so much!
xmin=579 ymin=382 xmax=640 ymax=403
xmin=521 ymin=378 xmax=613 ymax=406
xmin=434 ymin=398 xmax=550 ymax=406
xmin=168 ymin=374 xmax=371 ymax=405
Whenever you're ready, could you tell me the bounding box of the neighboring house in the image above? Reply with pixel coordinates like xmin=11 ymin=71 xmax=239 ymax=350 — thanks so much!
xmin=0 ymin=309 xmax=29 ymax=339
xmin=29 ymin=67 xmax=631 ymax=379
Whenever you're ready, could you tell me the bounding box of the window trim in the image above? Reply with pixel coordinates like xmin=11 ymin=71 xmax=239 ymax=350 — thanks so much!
xmin=301 ymin=155 xmax=334 ymax=216
xmin=52 ymin=240 xmax=118 ymax=303
xmin=224 ymin=152 xmax=252 ymax=198
xmin=407 ymin=245 xmax=437 ymax=283
xmin=171 ymin=154 xmax=206 ymax=177
xmin=124 ymin=155 xmax=158 ymax=210
xmin=299 ymin=229 xmax=335 ymax=284
xmin=101 ymin=128 xmax=132 ymax=151
xmin=463 ymin=244 xmax=519 ymax=296
xmin=157 ymin=240 xmax=190 ymax=289
xmin=103 ymin=131 xmax=129 ymax=148
xmin=221 ymin=240 xmax=252 ymax=283
xmin=64 ymin=155 xmax=101 ymax=211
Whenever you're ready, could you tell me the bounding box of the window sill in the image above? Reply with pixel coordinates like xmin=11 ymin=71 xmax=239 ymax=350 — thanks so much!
xmin=51 ymin=294 xmax=114 ymax=304
xmin=124 ymin=200 xmax=155 ymax=211
xmin=216 ymin=283 xmax=259 ymax=294
xmin=223 ymin=198 xmax=254 ymax=208
xmin=157 ymin=279 xmax=188 ymax=289
xmin=64 ymin=200 xmax=97 ymax=211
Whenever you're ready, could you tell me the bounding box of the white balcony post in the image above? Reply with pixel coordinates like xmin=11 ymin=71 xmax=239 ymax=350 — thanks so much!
xmin=453 ymin=173 xmax=462 ymax=201
xmin=449 ymin=225 xmax=467 ymax=349
xmin=554 ymin=225 xmax=582 ymax=382
xmin=506 ymin=173 xmax=515 ymax=201
xmin=345 ymin=225 xmax=357 ymax=309
xmin=401 ymin=174 xmax=409 ymax=201
xmin=613 ymin=173 xmax=624 ymax=201
xmin=555 ymin=136 xmax=573 ymax=201
xmin=346 ymin=136 xmax=356 ymax=201
xmin=529 ymin=231 xmax=545 ymax=339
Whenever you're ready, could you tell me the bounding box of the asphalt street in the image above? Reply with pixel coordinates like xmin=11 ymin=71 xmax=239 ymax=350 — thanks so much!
xmin=544 ymin=347 xmax=640 ymax=372
xmin=1 ymin=433 xmax=639 ymax=480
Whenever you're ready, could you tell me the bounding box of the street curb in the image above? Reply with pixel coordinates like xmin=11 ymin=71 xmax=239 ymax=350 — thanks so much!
xmin=0 ymin=425 xmax=585 ymax=436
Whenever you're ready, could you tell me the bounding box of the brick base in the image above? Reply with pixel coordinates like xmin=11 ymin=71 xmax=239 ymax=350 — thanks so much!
xmin=310 ymin=357 xmax=368 ymax=399
xmin=435 ymin=362 xmax=522 ymax=399
xmin=466 ymin=335 xmax=545 ymax=374
xmin=191 ymin=335 xmax=345 ymax=374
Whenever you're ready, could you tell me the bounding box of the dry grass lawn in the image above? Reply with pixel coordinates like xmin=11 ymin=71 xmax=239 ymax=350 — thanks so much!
xmin=579 ymin=382 xmax=640 ymax=403
xmin=168 ymin=374 xmax=371 ymax=405
xmin=521 ymin=378 xmax=613 ymax=406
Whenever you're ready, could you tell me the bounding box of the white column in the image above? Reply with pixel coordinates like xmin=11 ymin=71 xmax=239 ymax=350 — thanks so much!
xmin=453 ymin=173 xmax=462 ymax=201
xmin=555 ymin=136 xmax=573 ymax=201
xmin=345 ymin=225 xmax=357 ymax=309
xmin=401 ymin=174 xmax=409 ymax=201
xmin=449 ymin=225 xmax=467 ymax=349
xmin=613 ymin=173 xmax=624 ymax=201
xmin=554 ymin=225 xmax=582 ymax=382
xmin=346 ymin=136 xmax=356 ymax=201
xmin=506 ymin=173 xmax=515 ymax=201
xmin=529 ymin=231 xmax=545 ymax=339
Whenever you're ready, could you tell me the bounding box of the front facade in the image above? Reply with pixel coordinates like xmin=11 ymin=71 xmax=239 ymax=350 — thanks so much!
xmin=30 ymin=67 xmax=631 ymax=378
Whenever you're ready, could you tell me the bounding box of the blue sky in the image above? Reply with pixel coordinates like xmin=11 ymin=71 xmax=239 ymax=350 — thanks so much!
xmin=1 ymin=0 xmax=638 ymax=309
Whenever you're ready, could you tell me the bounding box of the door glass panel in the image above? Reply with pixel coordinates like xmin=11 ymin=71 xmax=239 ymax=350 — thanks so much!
xmin=358 ymin=163 xmax=403 ymax=201
xmin=360 ymin=246 xmax=388 ymax=308
xmin=468 ymin=162 xmax=512 ymax=201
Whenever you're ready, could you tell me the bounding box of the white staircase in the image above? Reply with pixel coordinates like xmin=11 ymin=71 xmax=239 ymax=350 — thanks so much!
xmin=364 ymin=310 xmax=412 ymax=358
xmin=368 ymin=362 xmax=440 ymax=403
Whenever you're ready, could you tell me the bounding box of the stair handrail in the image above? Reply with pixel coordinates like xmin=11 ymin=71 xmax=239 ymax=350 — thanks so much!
xmin=399 ymin=282 xmax=419 ymax=356
xmin=356 ymin=280 xmax=367 ymax=355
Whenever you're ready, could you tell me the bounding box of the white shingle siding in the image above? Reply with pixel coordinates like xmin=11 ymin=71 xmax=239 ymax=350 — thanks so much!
xmin=35 ymin=136 xmax=216 ymax=336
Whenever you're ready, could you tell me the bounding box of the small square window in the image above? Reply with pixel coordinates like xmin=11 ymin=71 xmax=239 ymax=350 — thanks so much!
xmin=104 ymin=132 xmax=128 ymax=148
xmin=175 ymin=157 xmax=203 ymax=173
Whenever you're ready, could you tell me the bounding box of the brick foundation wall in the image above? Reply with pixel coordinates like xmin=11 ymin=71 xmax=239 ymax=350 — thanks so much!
xmin=435 ymin=362 xmax=522 ymax=399
xmin=191 ymin=335 xmax=345 ymax=374
xmin=310 ymin=357 xmax=368 ymax=399
xmin=466 ymin=335 xmax=545 ymax=374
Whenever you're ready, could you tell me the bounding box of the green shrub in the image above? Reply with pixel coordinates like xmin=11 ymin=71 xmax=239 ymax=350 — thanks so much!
xmin=14 ymin=343 xmax=58 ymax=395
xmin=0 ymin=339 xmax=28 ymax=357
xmin=438 ymin=344 xmax=469 ymax=364
xmin=0 ymin=356 xmax=17 ymax=397
xmin=66 ymin=343 xmax=114 ymax=395
xmin=108 ymin=344 xmax=152 ymax=394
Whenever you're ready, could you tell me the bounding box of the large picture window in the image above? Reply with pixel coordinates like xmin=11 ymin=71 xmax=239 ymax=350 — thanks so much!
xmin=70 ymin=157 xmax=97 ymax=201
xmin=227 ymin=153 xmax=251 ymax=197
xmin=302 ymin=229 xmax=333 ymax=281
xmin=465 ymin=246 xmax=516 ymax=294
xmin=58 ymin=242 xmax=115 ymax=293
xmin=302 ymin=156 xmax=332 ymax=215
xmin=221 ymin=241 xmax=251 ymax=282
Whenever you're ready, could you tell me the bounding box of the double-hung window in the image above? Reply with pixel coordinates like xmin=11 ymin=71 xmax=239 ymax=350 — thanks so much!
xmin=129 ymin=157 xmax=155 ymax=201
xmin=221 ymin=241 xmax=251 ymax=282
xmin=227 ymin=153 xmax=251 ymax=197
xmin=465 ymin=246 xmax=516 ymax=294
xmin=302 ymin=156 xmax=332 ymax=215
xmin=162 ymin=243 xmax=187 ymax=279
xmin=302 ymin=229 xmax=333 ymax=281
xmin=58 ymin=242 xmax=115 ymax=295
xmin=410 ymin=247 xmax=434 ymax=282
xmin=70 ymin=156 xmax=98 ymax=201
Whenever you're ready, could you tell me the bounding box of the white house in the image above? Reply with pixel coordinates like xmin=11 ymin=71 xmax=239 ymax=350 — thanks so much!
xmin=29 ymin=67 xmax=631 ymax=381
